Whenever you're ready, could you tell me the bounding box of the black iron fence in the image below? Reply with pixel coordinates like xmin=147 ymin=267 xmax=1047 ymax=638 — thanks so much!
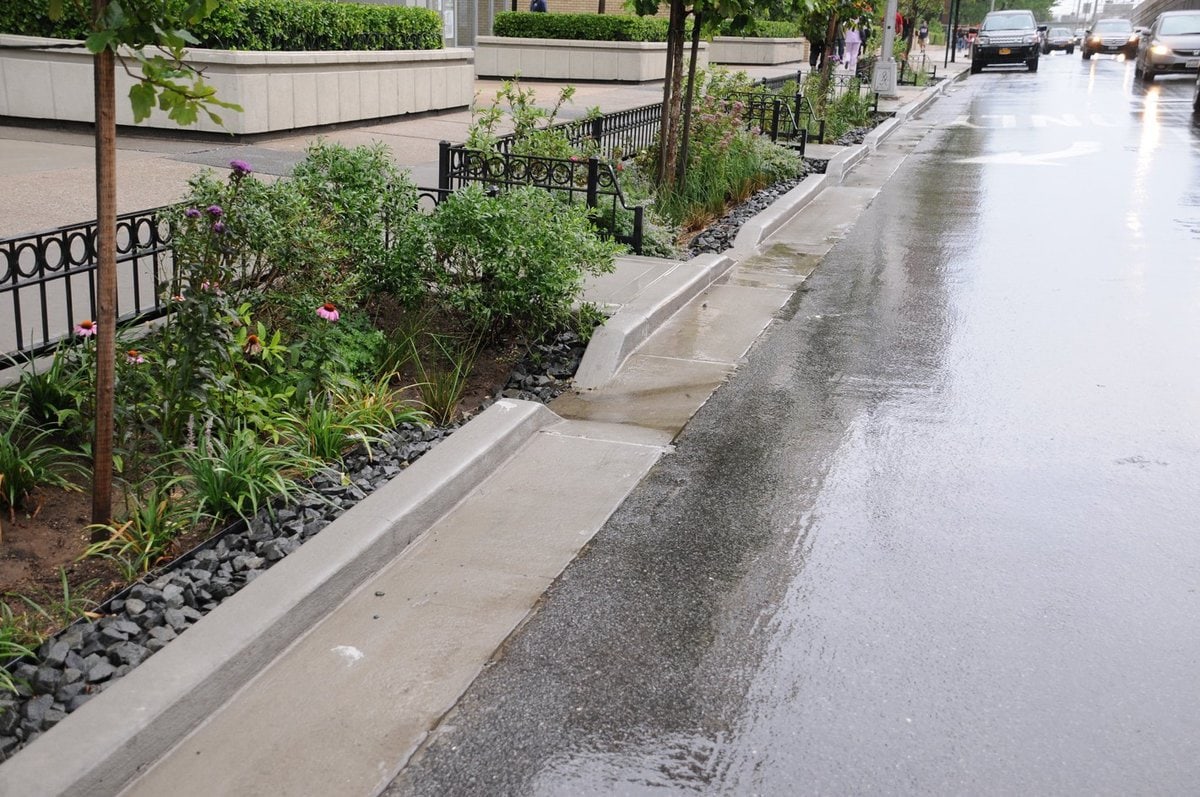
xmin=438 ymin=143 xmax=644 ymax=254
xmin=1 ymin=208 xmax=173 ymax=362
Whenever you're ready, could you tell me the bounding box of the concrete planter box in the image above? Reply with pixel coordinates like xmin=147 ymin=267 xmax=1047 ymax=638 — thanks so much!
xmin=0 ymin=34 xmax=474 ymax=135
xmin=474 ymin=36 xmax=708 ymax=82
xmin=710 ymin=36 xmax=808 ymax=66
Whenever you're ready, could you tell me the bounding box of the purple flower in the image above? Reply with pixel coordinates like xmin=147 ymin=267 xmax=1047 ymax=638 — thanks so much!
xmin=74 ymin=319 xmax=97 ymax=338
xmin=185 ymin=207 xmax=201 ymax=219
xmin=229 ymin=159 xmax=253 ymax=177
xmin=212 ymin=221 xmax=226 ymax=234
xmin=316 ymin=302 xmax=340 ymax=322
xmin=207 ymin=204 xmax=223 ymax=217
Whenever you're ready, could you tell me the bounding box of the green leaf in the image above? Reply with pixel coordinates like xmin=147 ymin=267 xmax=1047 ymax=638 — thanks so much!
xmin=128 ymin=82 xmax=156 ymax=123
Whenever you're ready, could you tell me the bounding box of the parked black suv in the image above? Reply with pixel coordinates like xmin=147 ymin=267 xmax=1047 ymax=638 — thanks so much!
xmin=971 ymin=10 xmax=1045 ymax=73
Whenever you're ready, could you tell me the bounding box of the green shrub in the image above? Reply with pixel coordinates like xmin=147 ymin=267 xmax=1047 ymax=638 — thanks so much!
xmin=0 ymin=0 xmax=442 ymax=51
xmin=426 ymin=186 xmax=621 ymax=339
xmin=716 ymin=20 xmax=803 ymax=38
xmin=493 ymin=12 xmax=671 ymax=42
xmin=290 ymin=141 xmax=430 ymax=306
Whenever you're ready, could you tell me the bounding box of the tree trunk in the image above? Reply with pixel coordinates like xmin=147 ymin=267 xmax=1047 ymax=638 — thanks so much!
xmin=818 ymin=13 xmax=839 ymax=116
xmin=661 ymin=0 xmax=686 ymax=188
xmin=91 ymin=0 xmax=117 ymax=530
xmin=656 ymin=1 xmax=679 ymax=184
xmin=676 ymin=8 xmax=702 ymax=186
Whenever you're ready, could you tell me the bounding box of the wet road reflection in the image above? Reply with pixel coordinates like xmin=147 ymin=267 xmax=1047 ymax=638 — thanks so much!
xmin=388 ymin=55 xmax=1200 ymax=795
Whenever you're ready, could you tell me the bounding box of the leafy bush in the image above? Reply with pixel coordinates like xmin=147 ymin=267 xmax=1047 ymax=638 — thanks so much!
xmin=0 ymin=0 xmax=442 ymax=51
xmin=716 ymin=20 xmax=803 ymax=38
xmin=426 ymin=186 xmax=620 ymax=339
xmin=290 ymin=141 xmax=430 ymax=306
xmin=493 ymin=12 xmax=671 ymax=42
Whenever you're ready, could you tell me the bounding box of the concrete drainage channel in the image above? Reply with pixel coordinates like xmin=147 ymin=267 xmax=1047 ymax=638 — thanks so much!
xmin=0 ymin=77 xmax=958 ymax=796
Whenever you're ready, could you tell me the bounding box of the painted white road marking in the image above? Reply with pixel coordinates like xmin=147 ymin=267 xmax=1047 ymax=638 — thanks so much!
xmin=955 ymin=140 xmax=1103 ymax=165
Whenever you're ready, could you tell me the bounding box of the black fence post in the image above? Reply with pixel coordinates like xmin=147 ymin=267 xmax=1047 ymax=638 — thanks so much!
xmin=438 ymin=140 xmax=451 ymax=200
xmin=586 ymin=157 xmax=600 ymax=210
xmin=632 ymin=206 xmax=644 ymax=255
xmin=590 ymin=116 xmax=604 ymax=151
xmin=770 ymin=98 xmax=782 ymax=143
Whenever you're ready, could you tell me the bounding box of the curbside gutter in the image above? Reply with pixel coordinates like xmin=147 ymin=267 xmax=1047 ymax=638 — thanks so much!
xmin=730 ymin=173 xmax=828 ymax=257
xmin=573 ymin=252 xmax=735 ymax=390
xmin=0 ymin=399 xmax=558 ymax=797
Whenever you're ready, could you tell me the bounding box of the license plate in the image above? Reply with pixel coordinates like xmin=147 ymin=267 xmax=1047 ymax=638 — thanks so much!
xmin=999 ymin=48 xmax=1012 ymax=55
xmin=1187 ymin=59 xmax=1200 ymax=68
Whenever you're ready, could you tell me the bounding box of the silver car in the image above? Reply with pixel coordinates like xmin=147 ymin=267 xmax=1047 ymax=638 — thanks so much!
xmin=1135 ymin=10 xmax=1200 ymax=81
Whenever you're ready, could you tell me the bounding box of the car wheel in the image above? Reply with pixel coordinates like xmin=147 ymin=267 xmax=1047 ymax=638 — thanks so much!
xmin=1067 ymin=46 xmax=1074 ymax=54
xmin=971 ymin=60 xmax=983 ymax=74
xmin=1193 ymin=76 xmax=1200 ymax=114
xmin=1141 ymin=64 xmax=1155 ymax=82
xmin=1028 ymin=58 xmax=1039 ymax=72
xmin=1082 ymin=49 xmax=1092 ymax=60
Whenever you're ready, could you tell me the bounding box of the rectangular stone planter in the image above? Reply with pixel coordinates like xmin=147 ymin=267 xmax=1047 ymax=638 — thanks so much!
xmin=0 ymin=34 xmax=475 ymax=135
xmin=474 ymin=36 xmax=708 ymax=82
xmin=710 ymin=36 xmax=809 ymax=66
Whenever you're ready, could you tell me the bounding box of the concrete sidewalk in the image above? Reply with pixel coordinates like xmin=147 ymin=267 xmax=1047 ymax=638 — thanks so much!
xmin=0 ymin=52 xmax=968 ymax=796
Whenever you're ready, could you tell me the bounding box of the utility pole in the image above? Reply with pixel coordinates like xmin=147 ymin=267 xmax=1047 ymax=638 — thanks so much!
xmin=873 ymin=0 xmax=900 ymax=97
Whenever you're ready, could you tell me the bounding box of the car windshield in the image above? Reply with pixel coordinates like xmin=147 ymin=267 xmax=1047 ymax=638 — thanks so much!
xmin=1160 ymin=14 xmax=1200 ymax=36
xmin=1093 ymin=20 xmax=1132 ymax=34
xmin=1051 ymin=28 xmax=1070 ymax=37
xmin=982 ymin=13 xmax=1034 ymax=31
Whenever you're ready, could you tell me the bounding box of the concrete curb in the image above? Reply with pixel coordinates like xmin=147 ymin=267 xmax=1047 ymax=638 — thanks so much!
xmin=0 ymin=399 xmax=558 ymax=797
xmin=573 ymin=252 xmax=735 ymax=390
xmin=824 ymin=143 xmax=869 ymax=181
xmin=866 ymin=70 xmax=963 ymax=151
xmin=730 ymin=173 xmax=828 ymax=256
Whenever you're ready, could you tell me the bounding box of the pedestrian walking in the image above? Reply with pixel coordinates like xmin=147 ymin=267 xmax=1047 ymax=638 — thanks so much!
xmin=918 ymin=20 xmax=929 ymax=54
xmin=843 ymin=24 xmax=862 ymax=75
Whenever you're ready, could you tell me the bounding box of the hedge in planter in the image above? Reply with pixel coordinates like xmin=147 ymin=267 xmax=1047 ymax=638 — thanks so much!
xmin=716 ymin=20 xmax=803 ymax=38
xmin=0 ymin=0 xmax=442 ymax=51
xmin=492 ymin=11 xmax=671 ymax=43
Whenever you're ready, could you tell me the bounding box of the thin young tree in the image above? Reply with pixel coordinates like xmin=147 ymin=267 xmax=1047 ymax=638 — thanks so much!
xmin=46 ymin=0 xmax=237 ymax=527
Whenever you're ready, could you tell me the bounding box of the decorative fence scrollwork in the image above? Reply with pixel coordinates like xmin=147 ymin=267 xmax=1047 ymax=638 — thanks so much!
xmin=1 ymin=208 xmax=173 ymax=361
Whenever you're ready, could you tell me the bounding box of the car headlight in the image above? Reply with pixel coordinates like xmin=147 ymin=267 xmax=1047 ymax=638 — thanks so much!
xmin=1150 ymin=42 xmax=1170 ymax=55
xmin=1023 ymin=34 xmax=1036 ymax=44
xmin=1091 ymin=35 xmax=1102 ymax=42
xmin=1128 ymin=34 xmax=1139 ymax=43
xmin=976 ymin=35 xmax=989 ymax=45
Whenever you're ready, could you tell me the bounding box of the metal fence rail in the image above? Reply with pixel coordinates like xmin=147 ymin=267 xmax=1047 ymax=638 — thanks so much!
xmin=1 ymin=208 xmax=173 ymax=361
xmin=439 ymin=144 xmax=644 ymax=254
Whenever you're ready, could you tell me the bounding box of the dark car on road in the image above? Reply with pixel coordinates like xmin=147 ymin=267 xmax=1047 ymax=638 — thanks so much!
xmin=1042 ymin=27 xmax=1075 ymax=54
xmin=1082 ymin=18 xmax=1138 ymax=60
xmin=1134 ymin=10 xmax=1200 ymax=81
xmin=972 ymin=10 xmax=1045 ymax=73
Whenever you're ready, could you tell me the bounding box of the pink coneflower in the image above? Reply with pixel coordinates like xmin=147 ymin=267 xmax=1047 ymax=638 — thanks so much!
xmin=126 ymin=349 xmax=145 ymax=364
xmin=171 ymin=293 xmax=186 ymax=303
xmin=200 ymin=280 xmax=222 ymax=294
xmin=316 ymin=302 xmax=340 ymax=322
xmin=74 ymin=319 xmax=97 ymax=337
xmin=243 ymin=334 xmax=262 ymax=356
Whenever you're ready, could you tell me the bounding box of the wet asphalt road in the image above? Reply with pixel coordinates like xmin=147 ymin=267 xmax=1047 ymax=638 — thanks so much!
xmin=387 ymin=55 xmax=1200 ymax=795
